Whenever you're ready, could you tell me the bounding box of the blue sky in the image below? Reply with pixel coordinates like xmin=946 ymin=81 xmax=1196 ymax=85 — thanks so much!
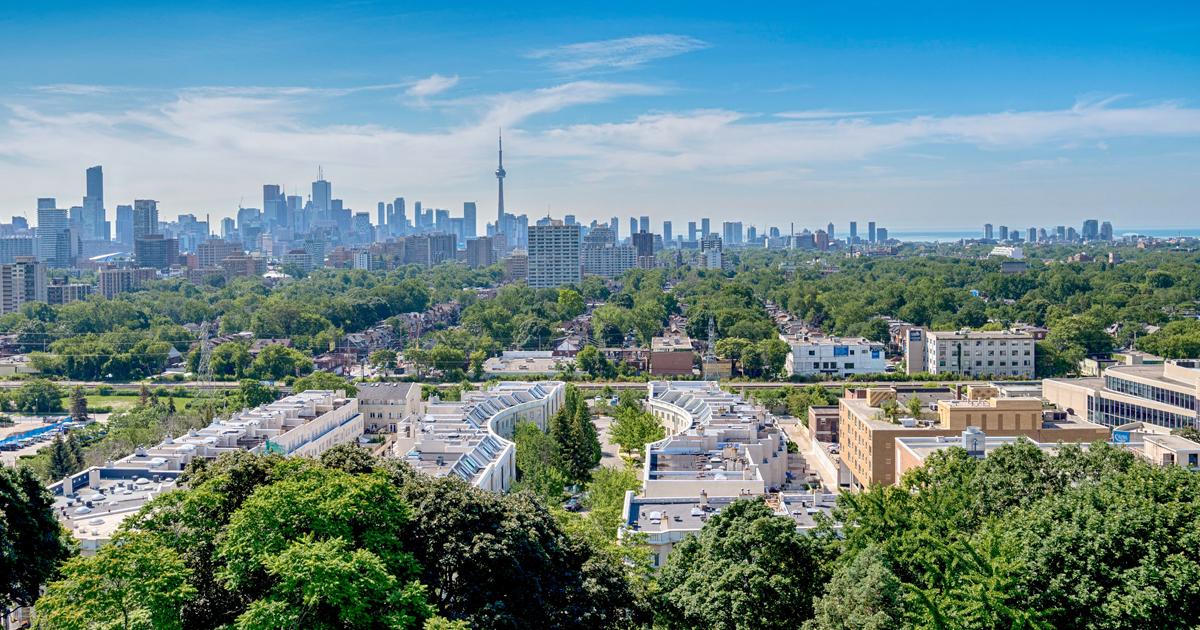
xmin=1 ymin=1 xmax=1198 ymax=234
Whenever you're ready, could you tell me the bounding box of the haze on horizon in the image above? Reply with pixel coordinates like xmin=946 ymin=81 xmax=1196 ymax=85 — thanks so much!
xmin=0 ymin=1 xmax=1198 ymax=233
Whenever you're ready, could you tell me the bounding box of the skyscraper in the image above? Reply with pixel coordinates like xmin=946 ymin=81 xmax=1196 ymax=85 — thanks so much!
xmin=133 ymin=200 xmax=158 ymax=240
xmin=37 ymin=198 xmax=56 ymax=210
xmin=827 ymin=222 xmax=834 ymax=241
xmin=632 ymin=231 xmax=655 ymax=269
xmin=496 ymin=131 xmax=506 ymax=235
xmin=464 ymin=202 xmax=477 ymax=238
xmin=1082 ymin=219 xmax=1099 ymax=241
xmin=379 ymin=202 xmax=386 ymax=227
xmin=998 ymin=226 xmax=1008 ymax=241
xmin=701 ymin=218 xmax=710 ymax=238
xmin=394 ymin=198 xmax=406 ymax=235
xmin=663 ymin=221 xmax=672 ymax=244
xmin=630 ymin=218 xmax=637 ymax=241
xmin=83 ymin=166 xmax=104 ymax=241
xmin=849 ymin=221 xmax=857 ymax=243
xmin=983 ymin=224 xmax=993 ymax=240
xmin=639 ymin=216 xmax=650 ymax=234
xmin=610 ymin=217 xmax=619 ymax=241
xmin=1100 ymin=221 xmax=1113 ymax=241
xmin=868 ymin=222 xmax=876 ymax=243
xmin=688 ymin=221 xmax=697 ymax=241
xmin=312 ymin=168 xmax=331 ymax=220
xmin=264 ymin=184 xmax=285 ymax=229
xmin=36 ymin=208 xmax=69 ymax=269
xmin=116 ymin=205 xmax=133 ymax=244
xmin=876 ymin=228 xmax=888 ymax=242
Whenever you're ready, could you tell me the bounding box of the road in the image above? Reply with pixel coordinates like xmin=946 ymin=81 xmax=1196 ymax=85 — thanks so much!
xmin=592 ymin=414 xmax=626 ymax=470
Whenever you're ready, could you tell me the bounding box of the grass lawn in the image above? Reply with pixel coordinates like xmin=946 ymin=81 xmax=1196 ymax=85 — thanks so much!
xmin=59 ymin=395 xmax=143 ymax=413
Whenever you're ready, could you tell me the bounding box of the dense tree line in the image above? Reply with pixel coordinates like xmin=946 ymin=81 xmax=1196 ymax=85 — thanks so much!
xmin=32 ymin=445 xmax=651 ymax=630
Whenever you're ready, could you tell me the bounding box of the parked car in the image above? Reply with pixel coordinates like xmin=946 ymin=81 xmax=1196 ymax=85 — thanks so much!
xmin=562 ymin=497 xmax=582 ymax=512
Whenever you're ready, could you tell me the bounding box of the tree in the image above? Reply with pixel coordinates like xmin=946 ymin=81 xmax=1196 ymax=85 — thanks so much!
xmin=232 ymin=379 xmax=276 ymax=409
xmin=468 ymin=350 xmax=486 ymax=381
xmin=69 ymin=385 xmax=88 ymax=421
xmin=658 ymin=499 xmax=831 ymax=630
xmin=905 ymin=396 xmax=923 ymax=418
xmin=557 ymin=289 xmax=586 ymax=321
xmin=15 ymin=379 xmax=64 ymax=414
xmin=581 ymin=464 xmax=642 ymax=540
xmin=249 ymin=344 xmax=313 ymax=381
xmin=803 ymin=546 xmax=903 ymax=630
xmin=292 ymin=371 xmax=358 ymax=397
xmin=138 ymin=382 xmax=150 ymax=405
xmin=47 ymin=433 xmax=81 ymax=479
xmin=512 ymin=420 xmax=570 ymax=504
xmin=218 ymin=467 xmax=431 ymax=629
xmin=576 ymin=345 xmax=602 ymax=377
xmin=210 ymin=341 xmax=252 ymax=379
xmin=370 ymin=349 xmax=399 ymax=377
xmin=67 ymin=431 xmax=85 ymax=469
xmin=34 ymin=533 xmax=194 ymax=630
xmin=0 ymin=464 xmax=71 ymax=611
xmin=380 ymin=467 xmax=650 ymax=629
xmin=607 ymin=407 xmax=666 ymax=459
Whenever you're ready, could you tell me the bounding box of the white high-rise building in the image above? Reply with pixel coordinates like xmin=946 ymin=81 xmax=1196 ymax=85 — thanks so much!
xmin=0 ymin=256 xmax=47 ymax=314
xmin=527 ymin=220 xmax=581 ymax=289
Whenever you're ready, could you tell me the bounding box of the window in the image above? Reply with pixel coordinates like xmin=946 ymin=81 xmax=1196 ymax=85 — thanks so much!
xmin=988 ymin=361 xmax=994 ymax=366
xmin=939 ymin=361 xmax=946 ymax=366
xmin=808 ymin=350 xmax=815 ymax=356
xmin=850 ymin=350 xmax=856 ymax=355
xmin=844 ymin=362 xmax=855 ymax=369
xmin=975 ymin=361 xmax=982 ymax=366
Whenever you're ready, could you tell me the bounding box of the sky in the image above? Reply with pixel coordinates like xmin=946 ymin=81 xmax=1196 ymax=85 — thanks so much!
xmin=1 ymin=1 xmax=1199 ymax=235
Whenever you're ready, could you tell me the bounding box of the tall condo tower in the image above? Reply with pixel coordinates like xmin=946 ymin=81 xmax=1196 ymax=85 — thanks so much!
xmin=496 ymin=131 xmax=506 ymax=233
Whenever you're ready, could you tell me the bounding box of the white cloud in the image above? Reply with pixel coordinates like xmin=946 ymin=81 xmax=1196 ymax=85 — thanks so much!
xmin=775 ymin=109 xmax=910 ymax=119
xmin=406 ymin=74 xmax=459 ymax=98
xmin=1014 ymin=157 xmax=1071 ymax=169
xmin=528 ymin=34 xmax=709 ymax=73
xmin=1 ymin=88 xmax=1198 ymax=227
xmin=33 ymin=84 xmax=120 ymax=96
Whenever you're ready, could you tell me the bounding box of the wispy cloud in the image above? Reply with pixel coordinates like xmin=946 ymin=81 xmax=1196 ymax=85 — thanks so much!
xmin=2 ymin=88 xmax=1198 ymax=224
xmin=528 ymin=34 xmax=709 ymax=73
xmin=33 ymin=84 xmax=121 ymax=96
xmin=775 ymin=109 xmax=911 ymax=119
xmin=406 ymin=74 xmax=459 ymax=98
xmin=1014 ymin=157 xmax=1071 ymax=169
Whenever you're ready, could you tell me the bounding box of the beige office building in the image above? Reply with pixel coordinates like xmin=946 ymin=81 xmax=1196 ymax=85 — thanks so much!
xmin=839 ymin=387 xmax=1108 ymax=488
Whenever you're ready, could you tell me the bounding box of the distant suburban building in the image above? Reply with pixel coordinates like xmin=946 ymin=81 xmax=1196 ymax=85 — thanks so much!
xmin=98 ymin=267 xmax=158 ymax=299
xmin=650 ymin=332 xmax=694 ymax=376
xmin=505 ymin=249 xmax=528 ymax=281
xmin=781 ymin=334 xmax=885 ymax=378
xmin=46 ymin=276 xmax=91 ymax=306
xmin=906 ymin=328 xmax=1035 ymax=378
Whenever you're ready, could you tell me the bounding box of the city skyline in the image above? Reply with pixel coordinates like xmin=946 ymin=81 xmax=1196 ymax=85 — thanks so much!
xmin=1 ymin=3 xmax=1198 ymax=230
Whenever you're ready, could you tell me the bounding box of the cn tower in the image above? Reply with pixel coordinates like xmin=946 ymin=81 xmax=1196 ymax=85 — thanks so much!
xmin=496 ymin=130 xmax=506 ymax=234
